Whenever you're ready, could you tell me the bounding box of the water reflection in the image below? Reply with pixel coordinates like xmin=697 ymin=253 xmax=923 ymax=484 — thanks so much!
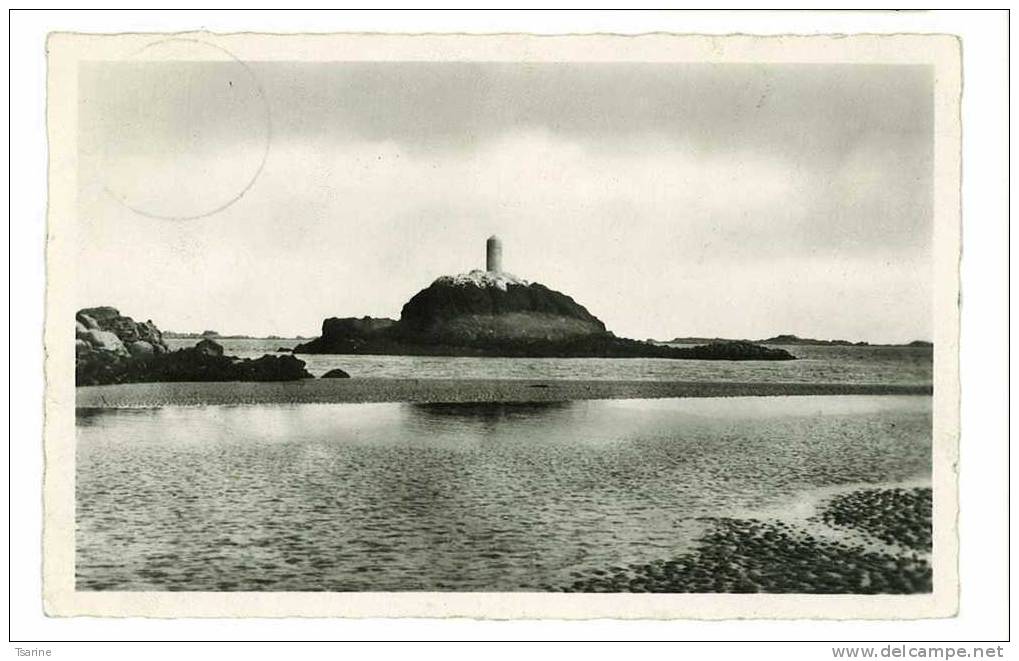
xmin=407 ymin=401 xmax=574 ymax=421
xmin=403 ymin=401 xmax=574 ymax=442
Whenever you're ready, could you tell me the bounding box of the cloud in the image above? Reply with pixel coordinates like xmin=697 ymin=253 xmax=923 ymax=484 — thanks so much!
xmin=75 ymin=61 xmax=933 ymax=342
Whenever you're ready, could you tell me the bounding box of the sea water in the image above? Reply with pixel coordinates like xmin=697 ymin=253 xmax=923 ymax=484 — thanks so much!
xmin=76 ymin=395 xmax=931 ymax=591
xmin=165 ymin=339 xmax=934 ymax=385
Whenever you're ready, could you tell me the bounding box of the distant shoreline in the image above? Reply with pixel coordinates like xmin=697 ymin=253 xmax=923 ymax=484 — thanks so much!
xmin=655 ymin=336 xmax=933 ymax=348
xmin=76 ymin=378 xmax=933 ymax=408
xmin=162 ymin=336 xmax=934 ymax=351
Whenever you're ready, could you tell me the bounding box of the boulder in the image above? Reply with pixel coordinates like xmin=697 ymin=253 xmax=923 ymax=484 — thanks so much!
xmin=76 ymin=307 xmax=170 ymax=353
xmin=195 ymin=338 xmax=224 ymax=357
xmin=109 ymin=317 xmax=141 ymax=342
xmin=137 ymin=321 xmax=163 ymax=345
xmin=83 ymin=328 xmax=128 ymax=356
xmin=78 ymin=306 xmax=121 ymax=323
xmin=321 ymin=368 xmax=351 ymax=379
xmin=236 ymin=355 xmax=314 ymax=381
xmin=76 ymin=312 xmax=99 ymax=330
xmin=127 ymin=340 xmax=155 ymax=357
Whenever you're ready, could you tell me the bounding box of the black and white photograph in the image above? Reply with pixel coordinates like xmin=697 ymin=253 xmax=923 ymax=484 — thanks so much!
xmin=40 ymin=29 xmax=965 ymax=621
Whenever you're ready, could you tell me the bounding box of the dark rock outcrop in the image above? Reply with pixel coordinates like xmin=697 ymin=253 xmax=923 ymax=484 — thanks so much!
xmin=676 ymin=341 xmax=795 ymax=361
xmin=195 ymin=338 xmax=225 ymax=357
xmin=321 ymin=368 xmax=351 ymax=379
xmin=76 ymin=308 xmax=313 ymax=386
xmin=76 ymin=307 xmax=169 ymax=383
xmin=324 ymin=316 xmax=397 ymax=340
xmin=399 ymin=274 xmax=605 ymax=343
xmin=293 ymin=273 xmax=795 ymax=361
xmin=294 ymin=317 xmax=398 ymax=354
xmin=77 ymin=306 xmax=168 ymax=354
xmin=101 ymin=346 xmax=313 ymax=385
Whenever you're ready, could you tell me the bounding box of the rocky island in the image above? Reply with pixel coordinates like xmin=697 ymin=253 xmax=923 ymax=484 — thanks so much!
xmin=294 ymin=237 xmax=794 ymax=361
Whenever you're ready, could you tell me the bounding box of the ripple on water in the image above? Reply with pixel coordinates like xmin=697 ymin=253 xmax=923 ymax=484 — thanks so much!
xmin=75 ymin=396 xmax=932 ymax=591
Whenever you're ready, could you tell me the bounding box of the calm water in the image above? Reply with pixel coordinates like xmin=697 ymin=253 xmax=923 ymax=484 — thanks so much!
xmin=166 ymin=338 xmax=933 ymax=385
xmin=76 ymin=395 xmax=931 ymax=591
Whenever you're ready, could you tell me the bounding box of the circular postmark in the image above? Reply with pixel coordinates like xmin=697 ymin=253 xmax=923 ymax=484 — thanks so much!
xmin=99 ymin=38 xmax=271 ymax=221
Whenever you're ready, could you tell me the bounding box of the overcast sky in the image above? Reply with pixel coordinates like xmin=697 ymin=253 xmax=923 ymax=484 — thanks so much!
xmin=77 ymin=61 xmax=933 ymax=342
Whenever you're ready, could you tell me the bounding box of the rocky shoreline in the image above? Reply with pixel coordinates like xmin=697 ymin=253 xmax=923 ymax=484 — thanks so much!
xmin=76 ymin=307 xmax=313 ymax=386
xmin=76 ymin=303 xmax=795 ymax=387
xmin=560 ymin=486 xmax=932 ymax=593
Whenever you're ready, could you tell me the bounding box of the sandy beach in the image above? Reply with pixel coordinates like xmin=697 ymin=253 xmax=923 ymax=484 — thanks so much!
xmin=74 ymin=378 xmax=932 ymax=408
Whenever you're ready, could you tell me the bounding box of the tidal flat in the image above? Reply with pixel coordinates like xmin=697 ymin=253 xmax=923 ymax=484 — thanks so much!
xmin=76 ymin=378 xmax=931 ymax=408
xmin=75 ymin=395 xmax=932 ymax=593
xmin=562 ymin=487 xmax=932 ymax=593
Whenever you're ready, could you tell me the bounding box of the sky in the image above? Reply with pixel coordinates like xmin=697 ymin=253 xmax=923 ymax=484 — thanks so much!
xmin=77 ymin=59 xmax=933 ymax=342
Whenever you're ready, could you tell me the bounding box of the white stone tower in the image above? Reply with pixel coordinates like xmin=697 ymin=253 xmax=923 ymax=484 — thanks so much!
xmin=486 ymin=235 xmax=503 ymax=272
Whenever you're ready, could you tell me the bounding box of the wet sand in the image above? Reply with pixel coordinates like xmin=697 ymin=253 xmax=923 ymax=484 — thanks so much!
xmin=562 ymin=486 xmax=932 ymax=594
xmin=76 ymin=378 xmax=932 ymax=408
xmin=820 ymin=487 xmax=932 ymax=552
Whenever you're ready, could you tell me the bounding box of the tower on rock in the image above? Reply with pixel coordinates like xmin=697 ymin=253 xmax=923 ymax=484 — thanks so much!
xmin=486 ymin=235 xmax=503 ymax=272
